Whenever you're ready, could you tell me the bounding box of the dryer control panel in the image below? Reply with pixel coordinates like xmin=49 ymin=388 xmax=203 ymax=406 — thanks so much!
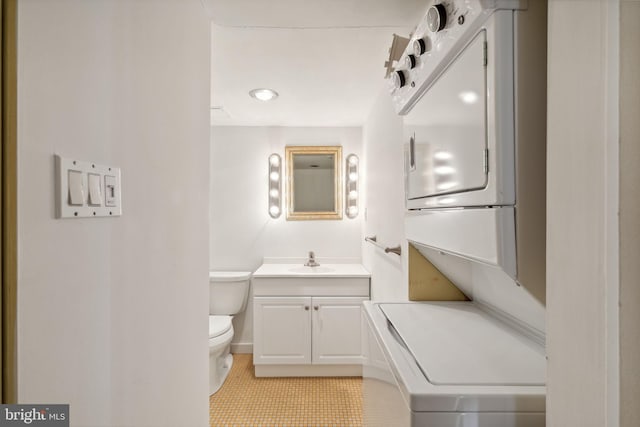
xmin=390 ymin=0 xmax=527 ymax=115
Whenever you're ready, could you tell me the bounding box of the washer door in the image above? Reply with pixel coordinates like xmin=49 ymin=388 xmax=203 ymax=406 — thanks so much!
xmin=405 ymin=31 xmax=487 ymax=202
xmin=379 ymin=302 xmax=545 ymax=386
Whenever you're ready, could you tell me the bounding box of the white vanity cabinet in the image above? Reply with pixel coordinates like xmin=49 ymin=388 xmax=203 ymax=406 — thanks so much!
xmin=312 ymin=296 xmax=367 ymax=364
xmin=254 ymin=296 xmax=368 ymax=365
xmin=253 ymin=297 xmax=312 ymax=364
xmin=252 ymin=263 xmax=371 ymax=377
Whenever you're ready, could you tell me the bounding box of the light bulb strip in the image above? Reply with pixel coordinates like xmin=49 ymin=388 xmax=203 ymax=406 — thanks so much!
xmin=268 ymin=153 xmax=282 ymax=218
xmin=345 ymin=154 xmax=359 ymax=219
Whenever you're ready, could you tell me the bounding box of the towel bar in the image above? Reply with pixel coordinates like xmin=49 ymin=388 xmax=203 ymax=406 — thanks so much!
xmin=365 ymin=235 xmax=401 ymax=256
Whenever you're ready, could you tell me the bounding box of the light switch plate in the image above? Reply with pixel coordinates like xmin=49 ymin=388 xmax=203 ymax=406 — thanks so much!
xmin=55 ymin=155 xmax=122 ymax=218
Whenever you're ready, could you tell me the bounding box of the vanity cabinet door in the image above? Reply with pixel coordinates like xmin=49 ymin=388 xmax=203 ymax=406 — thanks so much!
xmin=312 ymin=297 xmax=368 ymax=364
xmin=253 ymin=297 xmax=312 ymax=365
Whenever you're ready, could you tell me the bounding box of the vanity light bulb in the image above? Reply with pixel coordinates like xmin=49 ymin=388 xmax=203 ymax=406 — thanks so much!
xmin=269 ymin=205 xmax=280 ymax=216
xmin=269 ymin=189 xmax=279 ymax=198
xmin=269 ymin=171 xmax=280 ymax=181
xmin=348 ymin=156 xmax=359 ymax=166
xmin=348 ymin=190 xmax=358 ymax=200
xmin=348 ymin=206 xmax=358 ymax=216
xmin=269 ymin=155 xmax=280 ymax=167
xmin=348 ymin=172 xmax=358 ymax=182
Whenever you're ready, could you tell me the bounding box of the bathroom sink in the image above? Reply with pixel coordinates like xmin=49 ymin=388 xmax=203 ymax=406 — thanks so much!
xmin=252 ymin=263 xmax=370 ymax=279
xmin=252 ymin=263 xmax=371 ymax=296
xmin=288 ymin=266 xmax=335 ymax=274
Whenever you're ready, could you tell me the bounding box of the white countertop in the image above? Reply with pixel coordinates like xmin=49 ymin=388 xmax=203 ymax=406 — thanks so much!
xmin=253 ymin=263 xmax=370 ymax=278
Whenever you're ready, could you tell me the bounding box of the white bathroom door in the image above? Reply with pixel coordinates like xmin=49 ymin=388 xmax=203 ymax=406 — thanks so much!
xmin=253 ymin=297 xmax=312 ymax=365
xmin=312 ymin=297 xmax=367 ymax=364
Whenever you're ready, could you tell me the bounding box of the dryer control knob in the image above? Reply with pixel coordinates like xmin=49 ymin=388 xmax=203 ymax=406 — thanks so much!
xmin=427 ymin=4 xmax=447 ymax=33
xmin=412 ymin=37 xmax=430 ymax=56
xmin=392 ymin=70 xmax=407 ymax=89
xmin=404 ymin=54 xmax=417 ymax=69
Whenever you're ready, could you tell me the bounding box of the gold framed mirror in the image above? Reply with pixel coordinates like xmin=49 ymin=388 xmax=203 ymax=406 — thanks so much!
xmin=285 ymin=146 xmax=342 ymax=220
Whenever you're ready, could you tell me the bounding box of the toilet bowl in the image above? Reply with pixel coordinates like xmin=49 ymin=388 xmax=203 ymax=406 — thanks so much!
xmin=209 ymin=315 xmax=234 ymax=394
xmin=209 ymin=271 xmax=251 ymax=395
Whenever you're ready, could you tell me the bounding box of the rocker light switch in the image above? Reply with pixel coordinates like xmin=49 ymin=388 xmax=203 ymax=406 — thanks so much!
xmin=68 ymin=170 xmax=84 ymax=206
xmin=88 ymin=173 xmax=102 ymax=206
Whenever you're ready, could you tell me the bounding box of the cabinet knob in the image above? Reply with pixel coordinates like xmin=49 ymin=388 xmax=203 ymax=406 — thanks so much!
xmin=314 ymin=306 xmax=319 ymax=311
xmin=304 ymin=306 xmax=310 ymax=311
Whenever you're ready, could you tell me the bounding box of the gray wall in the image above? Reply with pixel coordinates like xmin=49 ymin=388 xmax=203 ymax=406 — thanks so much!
xmin=546 ymin=0 xmax=621 ymax=425
xmin=17 ymin=1 xmax=210 ymax=425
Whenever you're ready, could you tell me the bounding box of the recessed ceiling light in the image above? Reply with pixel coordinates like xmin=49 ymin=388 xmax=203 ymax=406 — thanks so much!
xmin=249 ymin=88 xmax=279 ymax=102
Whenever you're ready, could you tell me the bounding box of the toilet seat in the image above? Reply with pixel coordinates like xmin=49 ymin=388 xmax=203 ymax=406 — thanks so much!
xmin=209 ymin=271 xmax=252 ymax=282
xmin=209 ymin=315 xmax=232 ymax=339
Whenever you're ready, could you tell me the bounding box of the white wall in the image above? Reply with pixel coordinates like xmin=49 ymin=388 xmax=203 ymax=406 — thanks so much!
xmin=361 ymin=90 xmax=407 ymax=302
xmin=546 ymin=0 xmax=620 ymax=425
xmin=210 ymin=126 xmax=363 ymax=348
xmin=17 ymin=1 xmax=210 ymax=426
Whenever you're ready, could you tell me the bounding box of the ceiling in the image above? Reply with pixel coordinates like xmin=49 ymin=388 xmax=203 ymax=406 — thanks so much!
xmin=205 ymin=0 xmax=428 ymax=127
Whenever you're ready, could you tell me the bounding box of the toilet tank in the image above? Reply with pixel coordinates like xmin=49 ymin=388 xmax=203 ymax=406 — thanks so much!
xmin=209 ymin=271 xmax=252 ymax=315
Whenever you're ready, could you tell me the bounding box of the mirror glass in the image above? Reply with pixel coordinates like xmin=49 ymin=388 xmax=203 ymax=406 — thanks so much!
xmin=285 ymin=146 xmax=342 ymax=220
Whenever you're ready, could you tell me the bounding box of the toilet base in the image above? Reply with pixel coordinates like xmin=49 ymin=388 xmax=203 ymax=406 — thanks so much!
xmin=209 ymin=352 xmax=233 ymax=395
xmin=209 ymin=317 xmax=235 ymax=395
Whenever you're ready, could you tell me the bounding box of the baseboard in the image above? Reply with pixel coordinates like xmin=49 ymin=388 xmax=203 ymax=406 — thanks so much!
xmin=230 ymin=342 xmax=253 ymax=354
xmin=254 ymin=364 xmax=362 ymax=377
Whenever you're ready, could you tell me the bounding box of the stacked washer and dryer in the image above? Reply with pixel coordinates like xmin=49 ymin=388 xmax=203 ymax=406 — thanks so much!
xmin=363 ymin=1 xmax=548 ymax=426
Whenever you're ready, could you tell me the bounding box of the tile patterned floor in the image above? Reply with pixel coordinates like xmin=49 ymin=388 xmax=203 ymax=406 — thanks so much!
xmin=209 ymin=354 xmax=363 ymax=426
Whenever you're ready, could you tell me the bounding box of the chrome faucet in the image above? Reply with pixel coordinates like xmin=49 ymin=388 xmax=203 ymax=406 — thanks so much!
xmin=304 ymin=251 xmax=320 ymax=267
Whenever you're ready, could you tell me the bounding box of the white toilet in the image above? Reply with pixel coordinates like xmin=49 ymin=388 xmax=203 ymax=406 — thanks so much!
xmin=209 ymin=271 xmax=251 ymax=395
